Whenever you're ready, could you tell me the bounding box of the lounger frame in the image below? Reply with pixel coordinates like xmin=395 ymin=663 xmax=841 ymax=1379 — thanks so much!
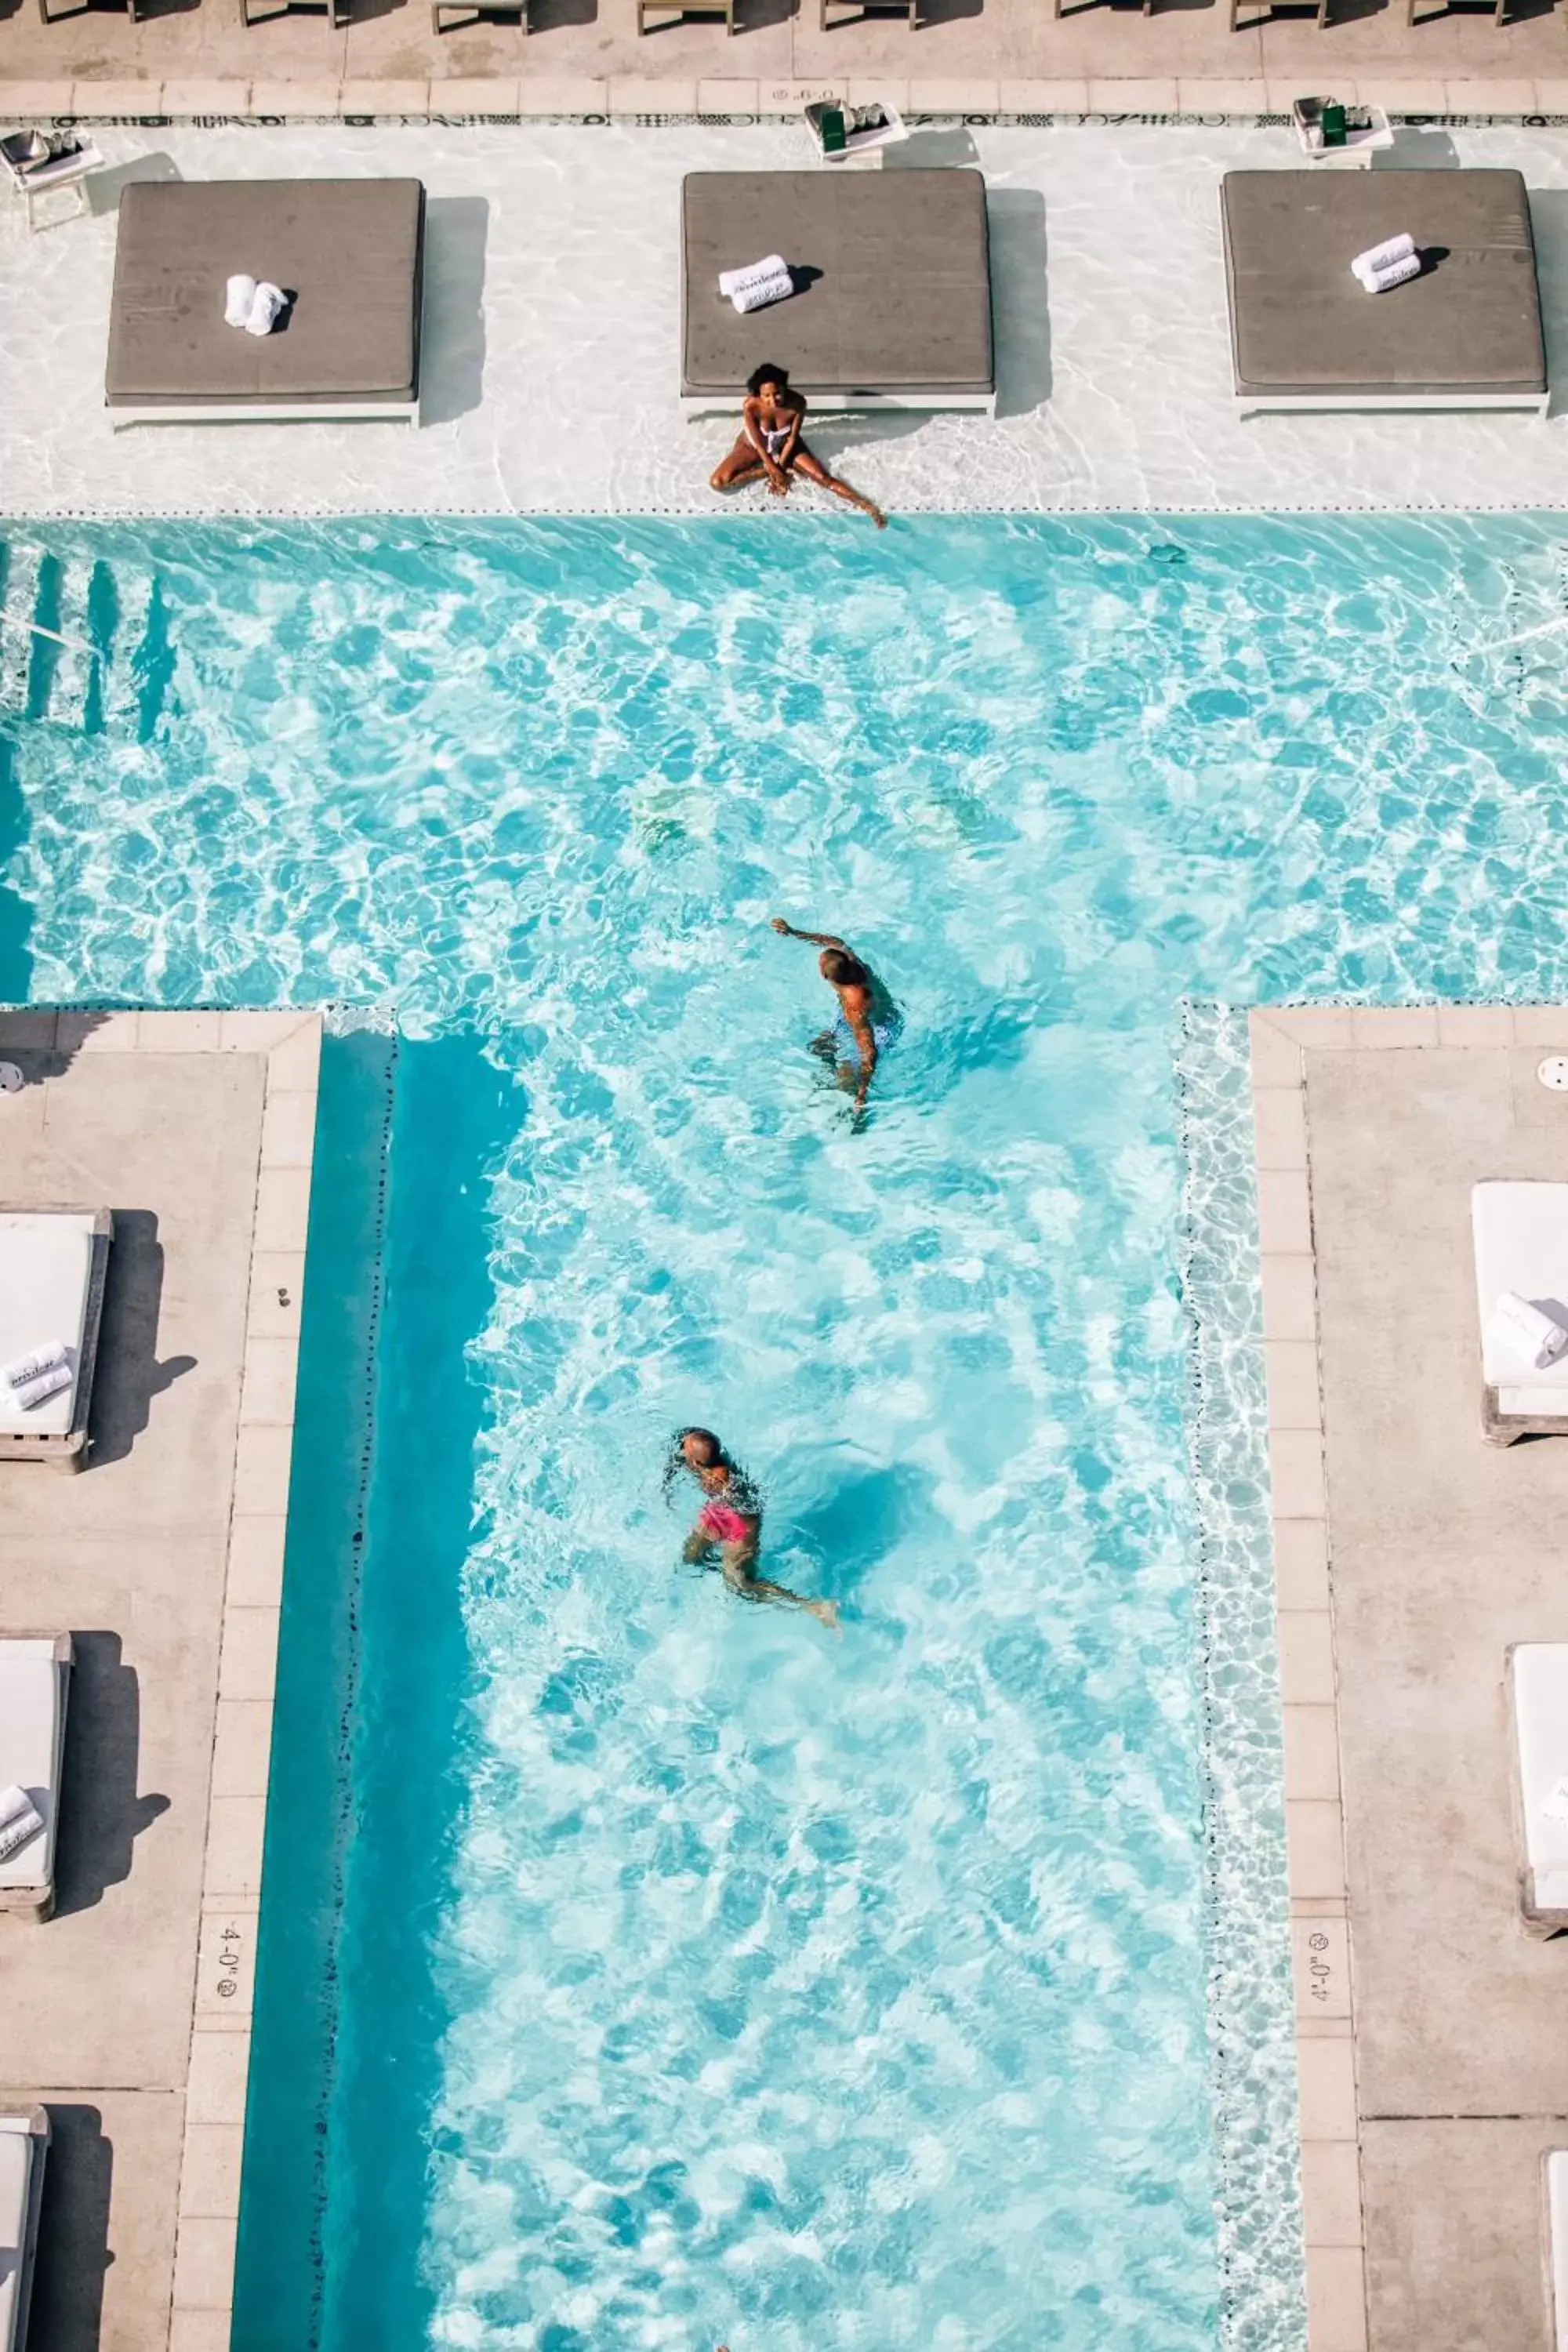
xmin=1507 ymin=1645 xmax=1568 ymax=1936
xmin=1485 ymin=1384 xmax=1568 ymax=1446
xmin=1544 ymin=2151 xmax=1568 ymax=2352
xmin=433 ymin=0 xmax=529 ymax=25
xmin=110 ymin=395 xmax=421 ymax=430
xmin=242 ymin=0 xmax=354 ymax=24
xmin=1240 ymin=387 xmax=1551 ymax=417
xmin=682 ymin=387 xmax=996 ymax=417
xmin=641 ymin=0 xmax=736 ymax=27
xmin=0 ymin=1208 xmax=111 ymax=1473
xmin=0 ymin=1633 xmax=73 ymax=1922
xmin=0 ymin=2106 xmax=49 ymax=2352
xmin=820 ymin=0 xmax=916 ymax=30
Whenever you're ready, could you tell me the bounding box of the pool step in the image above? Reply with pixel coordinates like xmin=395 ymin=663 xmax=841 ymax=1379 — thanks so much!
xmin=0 ymin=548 xmax=44 ymax=720
xmin=0 ymin=546 xmax=161 ymax=731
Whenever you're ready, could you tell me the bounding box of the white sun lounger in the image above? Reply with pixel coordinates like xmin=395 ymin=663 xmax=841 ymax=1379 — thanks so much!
xmin=1508 ymin=1645 xmax=1568 ymax=1936
xmin=0 ymin=2107 xmax=48 ymax=2352
xmin=1545 ymin=2150 xmax=1568 ymax=2350
xmin=0 ymin=1636 xmax=72 ymax=1921
xmin=1472 ymin=1182 xmax=1568 ymax=1445
xmin=0 ymin=1209 xmax=111 ymax=1472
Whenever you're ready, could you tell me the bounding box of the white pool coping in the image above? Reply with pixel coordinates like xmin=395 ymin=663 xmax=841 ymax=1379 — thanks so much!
xmin=8 ymin=118 xmax=1568 ymax=518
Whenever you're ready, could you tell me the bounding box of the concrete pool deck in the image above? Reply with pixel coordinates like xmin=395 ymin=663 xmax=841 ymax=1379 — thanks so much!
xmin=0 ymin=1009 xmax=319 ymax=2352
xmin=10 ymin=118 xmax=1568 ymax=518
xmin=1250 ymin=1004 xmax=1568 ymax=2352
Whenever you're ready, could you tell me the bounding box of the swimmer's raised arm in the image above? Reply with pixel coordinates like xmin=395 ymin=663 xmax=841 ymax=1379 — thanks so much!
xmin=771 ymin=917 xmax=848 ymax=949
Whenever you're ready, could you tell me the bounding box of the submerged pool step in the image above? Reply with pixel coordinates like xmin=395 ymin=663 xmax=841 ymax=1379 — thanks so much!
xmin=0 ymin=548 xmax=44 ymax=719
xmin=0 ymin=549 xmax=161 ymax=731
xmin=99 ymin=569 xmax=156 ymax=728
xmin=47 ymin=557 xmax=97 ymax=725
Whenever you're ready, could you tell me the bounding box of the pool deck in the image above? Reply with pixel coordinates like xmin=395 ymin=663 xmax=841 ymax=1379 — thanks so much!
xmin=0 ymin=1009 xmax=319 ymax=2352
xmin=1250 ymin=1004 xmax=1568 ymax=2352
xmin=11 ymin=117 xmax=1568 ymax=521
xmin=6 ymin=0 xmax=1568 ymax=103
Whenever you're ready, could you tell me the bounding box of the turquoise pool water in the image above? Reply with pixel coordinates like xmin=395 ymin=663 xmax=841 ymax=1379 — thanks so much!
xmin=7 ymin=514 xmax=1568 ymax=2352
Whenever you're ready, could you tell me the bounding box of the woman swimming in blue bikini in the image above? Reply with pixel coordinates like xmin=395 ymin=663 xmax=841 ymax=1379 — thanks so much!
xmin=710 ymin=365 xmax=886 ymax=528
xmin=771 ymin=916 xmax=899 ymax=1116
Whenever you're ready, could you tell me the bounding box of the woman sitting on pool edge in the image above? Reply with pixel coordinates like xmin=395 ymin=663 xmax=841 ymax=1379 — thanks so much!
xmin=710 ymin=365 xmax=887 ymax=530
xmin=666 ymin=1427 xmax=840 ymax=1629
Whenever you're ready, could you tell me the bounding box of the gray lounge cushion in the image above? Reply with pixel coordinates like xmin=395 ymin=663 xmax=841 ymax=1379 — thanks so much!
xmin=1221 ymin=169 xmax=1545 ymax=399
xmin=682 ymin=169 xmax=993 ymax=398
xmin=107 ymin=178 xmax=426 ymax=408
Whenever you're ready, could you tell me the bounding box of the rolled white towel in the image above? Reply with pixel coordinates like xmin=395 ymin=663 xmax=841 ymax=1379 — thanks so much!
xmin=1494 ymin=1289 xmax=1568 ymax=1370
xmin=245 ymin=280 xmax=286 ymax=338
xmin=1350 ymin=232 xmax=1415 ymax=279
xmin=224 ymin=272 xmax=258 ymax=328
xmin=13 ymin=1362 xmax=71 ymax=1412
xmin=0 ymin=1783 xmax=34 ymax=1833
xmin=718 ymin=253 xmax=787 ymax=300
xmin=3 ymin=1340 xmax=67 ymax=1390
xmin=1353 ymin=251 xmax=1421 ymax=295
xmin=0 ymin=1791 xmax=45 ymax=1864
xmin=731 ymin=271 xmax=794 ymax=316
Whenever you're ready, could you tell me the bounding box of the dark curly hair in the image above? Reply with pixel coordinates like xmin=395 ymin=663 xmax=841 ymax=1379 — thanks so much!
xmin=746 ymin=362 xmax=789 ymax=398
xmin=662 ymin=1425 xmax=726 ymax=1500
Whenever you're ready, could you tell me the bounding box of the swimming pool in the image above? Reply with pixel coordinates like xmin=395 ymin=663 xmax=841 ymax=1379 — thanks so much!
xmin=7 ymin=513 xmax=1568 ymax=2352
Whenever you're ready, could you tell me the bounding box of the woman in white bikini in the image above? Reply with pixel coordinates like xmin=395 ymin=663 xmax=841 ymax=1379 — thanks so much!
xmin=710 ymin=364 xmax=886 ymax=528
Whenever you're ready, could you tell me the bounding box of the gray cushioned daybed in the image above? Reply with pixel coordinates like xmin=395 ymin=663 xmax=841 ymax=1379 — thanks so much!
xmin=1221 ymin=169 xmax=1547 ymax=416
xmin=681 ymin=169 xmax=994 ymax=414
xmin=107 ymin=179 xmax=426 ymax=427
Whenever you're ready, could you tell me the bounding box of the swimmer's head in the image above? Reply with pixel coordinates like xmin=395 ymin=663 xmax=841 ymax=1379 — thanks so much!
xmin=746 ymin=362 xmax=788 ymax=400
xmin=821 ymin=949 xmax=868 ymax=988
xmin=664 ymin=1425 xmax=727 ymax=1497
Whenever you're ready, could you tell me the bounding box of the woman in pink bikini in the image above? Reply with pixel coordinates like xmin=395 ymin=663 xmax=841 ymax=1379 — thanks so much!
xmin=666 ymin=1428 xmax=839 ymax=1628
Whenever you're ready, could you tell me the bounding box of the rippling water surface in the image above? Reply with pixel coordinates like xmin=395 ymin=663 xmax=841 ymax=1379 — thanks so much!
xmin=8 ymin=515 xmax=1568 ymax=2352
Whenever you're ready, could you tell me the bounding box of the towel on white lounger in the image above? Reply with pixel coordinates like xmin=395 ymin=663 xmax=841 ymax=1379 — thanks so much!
xmin=224 ymin=273 xmax=258 ymax=328
xmin=718 ymin=253 xmax=787 ymax=300
xmin=245 ymin=281 xmax=286 ymax=338
xmin=2 ymin=1341 xmax=67 ymax=1391
xmin=0 ymin=1783 xmax=43 ymax=1864
xmin=1353 ymin=251 xmax=1421 ymax=295
xmin=1492 ymin=1289 xmax=1568 ymax=1372
xmin=12 ymin=1363 xmax=70 ymax=1412
xmin=0 ymin=1784 xmax=34 ymax=1833
xmin=731 ymin=272 xmax=794 ymax=316
xmin=1350 ymin=232 xmax=1416 ymax=279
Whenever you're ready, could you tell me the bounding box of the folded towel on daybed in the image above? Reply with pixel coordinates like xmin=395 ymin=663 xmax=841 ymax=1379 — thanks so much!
xmin=224 ymin=273 xmax=258 ymax=328
xmin=1351 ymin=232 xmax=1415 ymax=278
xmin=731 ymin=271 xmax=794 ymax=315
xmin=1492 ymin=1289 xmax=1568 ymax=1371
xmin=718 ymin=253 xmax=787 ymax=299
xmin=245 ymin=281 xmax=286 ymax=337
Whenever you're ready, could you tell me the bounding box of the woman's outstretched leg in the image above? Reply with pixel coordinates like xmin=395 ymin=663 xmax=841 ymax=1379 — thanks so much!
xmin=792 ymin=446 xmax=886 ymax=528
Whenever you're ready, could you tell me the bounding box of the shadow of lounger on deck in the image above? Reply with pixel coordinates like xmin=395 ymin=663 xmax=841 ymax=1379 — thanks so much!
xmin=50 ymin=1632 xmax=168 ymax=1922
xmin=26 ymin=2104 xmax=113 ymax=2352
xmin=84 ymin=1209 xmax=195 ymax=1472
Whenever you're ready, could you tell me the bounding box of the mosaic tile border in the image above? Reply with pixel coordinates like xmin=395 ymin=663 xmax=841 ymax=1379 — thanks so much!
xmin=1179 ymin=1002 xmax=1307 ymax=2352
xmin=5 ymin=78 xmax=1568 ymax=128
